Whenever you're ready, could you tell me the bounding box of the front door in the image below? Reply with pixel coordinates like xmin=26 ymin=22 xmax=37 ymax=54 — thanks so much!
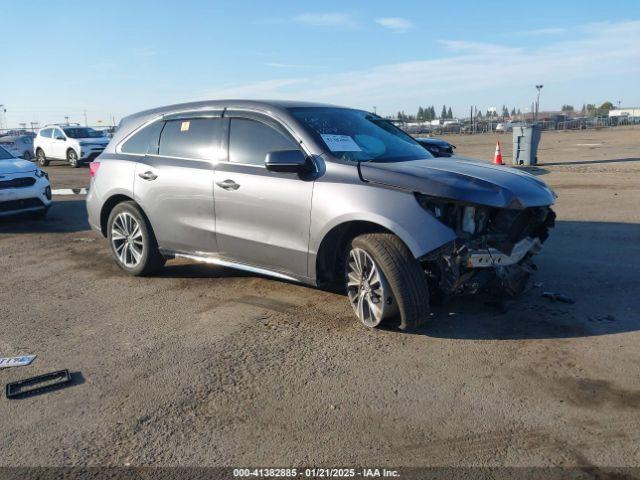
xmin=51 ymin=128 xmax=67 ymax=159
xmin=133 ymin=114 xmax=223 ymax=254
xmin=213 ymin=114 xmax=313 ymax=279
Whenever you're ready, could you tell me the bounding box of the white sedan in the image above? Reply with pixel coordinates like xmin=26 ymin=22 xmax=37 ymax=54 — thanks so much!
xmin=0 ymin=145 xmax=52 ymax=217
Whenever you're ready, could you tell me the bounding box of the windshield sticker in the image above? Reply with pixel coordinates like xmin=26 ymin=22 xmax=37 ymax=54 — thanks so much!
xmin=320 ymin=134 xmax=362 ymax=152
xmin=180 ymin=121 xmax=190 ymax=132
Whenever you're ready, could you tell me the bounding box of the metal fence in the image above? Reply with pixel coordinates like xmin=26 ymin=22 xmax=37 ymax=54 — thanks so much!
xmin=401 ymin=116 xmax=640 ymax=136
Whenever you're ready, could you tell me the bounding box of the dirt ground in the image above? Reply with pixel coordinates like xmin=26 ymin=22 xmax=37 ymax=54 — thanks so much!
xmin=1 ymin=127 xmax=639 ymax=470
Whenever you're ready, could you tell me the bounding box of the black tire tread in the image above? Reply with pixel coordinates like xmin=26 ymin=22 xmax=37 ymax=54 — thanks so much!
xmin=352 ymin=233 xmax=430 ymax=331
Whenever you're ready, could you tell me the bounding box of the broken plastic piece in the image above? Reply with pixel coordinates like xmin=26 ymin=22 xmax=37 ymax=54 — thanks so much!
xmin=0 ymin=355 xmax=36 ymax=369
xmin=6 ymin=369 xmax=73 ymax=399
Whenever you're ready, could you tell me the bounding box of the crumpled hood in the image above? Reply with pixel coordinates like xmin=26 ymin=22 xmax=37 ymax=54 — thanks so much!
xmin=0 ymin=158 xmax=36 ymax=175
xmin=359 ymin=156 xmax=555 ymax=209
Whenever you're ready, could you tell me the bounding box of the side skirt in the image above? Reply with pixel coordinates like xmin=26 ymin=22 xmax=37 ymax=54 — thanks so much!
xmin=162 ymin=250 xmax=316 ymax=286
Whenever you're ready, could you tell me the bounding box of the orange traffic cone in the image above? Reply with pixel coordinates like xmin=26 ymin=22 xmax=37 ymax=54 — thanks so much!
xmin=494 ymin=140 xmax=503 ymax=165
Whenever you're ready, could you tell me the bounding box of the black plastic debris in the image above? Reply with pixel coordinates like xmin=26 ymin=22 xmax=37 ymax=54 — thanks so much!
xmin=6 ymin=369 xmax=73 ymax=399
xmin=541 ymin=291 xmax=575 ymax=304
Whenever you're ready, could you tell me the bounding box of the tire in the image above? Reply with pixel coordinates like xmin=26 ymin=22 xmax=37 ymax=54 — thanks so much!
xmin=107 ymin=201 xmax=166 ymax=276
xmin=22 ymin=151 xmax=33 ymax=161
xmin=346 ymin=233 xmax=430 ymax=331
xmin=36 ymin=149 xmax=49 ymax=166
xmin=67 ymin=149 xmax=80 ymax=168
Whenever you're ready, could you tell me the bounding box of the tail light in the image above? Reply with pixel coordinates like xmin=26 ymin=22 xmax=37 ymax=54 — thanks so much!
xmin=89 ymin=161 xmax=101 ymax=178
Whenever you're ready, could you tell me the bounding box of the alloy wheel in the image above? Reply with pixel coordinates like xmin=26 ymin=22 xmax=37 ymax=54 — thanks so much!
xmin=346 ymin=247 xmax=392 ymax=327
xmin=68 ymin=150 xmax=78 ymax=167
xmin=111 ymin=212 xmax=144 ymax=268
xmin=37 ymin=151 xmax=46 ymax=166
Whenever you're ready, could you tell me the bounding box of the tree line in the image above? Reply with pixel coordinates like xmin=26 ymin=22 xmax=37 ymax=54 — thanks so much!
xmin=392 ymin=101 xmax=617 ymax=122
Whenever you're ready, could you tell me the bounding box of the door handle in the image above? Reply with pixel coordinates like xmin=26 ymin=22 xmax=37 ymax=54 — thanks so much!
xmin=216 ymin=179 xmax=240 ymax=190
xmin=138 ymin=171 xmax=158 ymax=181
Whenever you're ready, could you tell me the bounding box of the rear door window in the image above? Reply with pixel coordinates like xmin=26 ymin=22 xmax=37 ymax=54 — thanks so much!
xmin=158 ymin=118 xmax=222 ymax=160
xmin=40 ymin=128 xmax=53 ymax=138
xmin=228 ymin=118 xmax=298 ymax=166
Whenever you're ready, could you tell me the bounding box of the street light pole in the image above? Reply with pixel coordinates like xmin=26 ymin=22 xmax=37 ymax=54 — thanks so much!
xmin=535 ymin=84 xmax=543 ymax=122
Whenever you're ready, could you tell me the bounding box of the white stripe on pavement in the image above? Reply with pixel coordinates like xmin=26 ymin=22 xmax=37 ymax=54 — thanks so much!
xmin=51 ymin=188 xmax=88 ymax=195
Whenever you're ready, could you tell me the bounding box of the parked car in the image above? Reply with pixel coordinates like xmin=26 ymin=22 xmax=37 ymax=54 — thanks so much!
xmin=0 ymin=135 xmax=35 ymax=160
xmin=87 ymin=100 xmax=556 ymax=330
xmin=415 ymin=137 xmax=456 ymax=157
xmin=0 ymin=145 xmax=52 ymax=217
xmin=34 ymin=125 xmax=109 ymax=168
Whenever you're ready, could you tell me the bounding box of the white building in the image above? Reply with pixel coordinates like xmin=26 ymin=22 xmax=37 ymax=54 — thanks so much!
xmin=609 ymin=108 xmax=640 ymax=118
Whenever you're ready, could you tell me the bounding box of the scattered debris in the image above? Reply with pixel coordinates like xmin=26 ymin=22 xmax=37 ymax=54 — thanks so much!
xmin=6 ymin=369 xmax=74 ymax=399
xmin=533 ymin=282 xmax=544 ymax=288
xmin=542 ymin=291 xmax=575 ymax=304
xmin=0 ymin=355 xmax=36 ymax=369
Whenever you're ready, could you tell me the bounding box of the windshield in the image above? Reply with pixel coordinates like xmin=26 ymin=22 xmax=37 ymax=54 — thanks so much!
xmin=0 ymin=145 xmax=14 ymax=159
xmin=63 ymin=127 xmax=105 ymax=139
xmin=289 ymin=107 xmax=433 ymax=162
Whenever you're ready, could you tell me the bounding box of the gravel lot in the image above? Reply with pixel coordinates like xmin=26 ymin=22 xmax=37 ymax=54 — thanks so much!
xmin=1 ymin=127 xmax=639 ymax=469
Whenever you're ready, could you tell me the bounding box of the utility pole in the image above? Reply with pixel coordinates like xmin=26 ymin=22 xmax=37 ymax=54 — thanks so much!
xmin=372 ymin=106 xmax=377 ymax=115
xmin=0 ymin=104 xmax=5 ymax=131
xmin=64 ymin=116 xmax=70 ymax=125
xmin=83 ymin=109 xmax=88 ymax=126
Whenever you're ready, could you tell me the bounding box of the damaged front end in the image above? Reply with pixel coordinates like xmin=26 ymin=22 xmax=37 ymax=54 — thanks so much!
xmin=416 ymin=193 xmax=556 ymax=300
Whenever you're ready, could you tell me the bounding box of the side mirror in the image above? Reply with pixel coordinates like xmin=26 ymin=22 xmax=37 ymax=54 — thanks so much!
xmin=56 ymin=136 xmax=66 ymax=141
xmin=265 ymin=150 xmax=310 ymax=173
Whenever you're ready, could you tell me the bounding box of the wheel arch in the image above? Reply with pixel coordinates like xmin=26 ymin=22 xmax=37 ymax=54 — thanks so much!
xmin=314 ymin=218 xmax=415 ymax=287
xmin=66 ymin=147 xmax=79 ymax=158
xmin=99 ymin=194 xmax=142 ymax=237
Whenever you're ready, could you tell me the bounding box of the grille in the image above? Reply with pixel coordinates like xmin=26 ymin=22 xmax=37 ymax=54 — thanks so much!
xmin=0 ymin=197 xmax=44 ymax=213
xmin=0 ymin=177 xmax=36 ymax=189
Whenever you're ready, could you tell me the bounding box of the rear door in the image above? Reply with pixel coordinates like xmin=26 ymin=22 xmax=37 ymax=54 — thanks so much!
xmin=213 ymin=113 xmax=314 ymax=278
xmin=133 ymin=113 xmax=223 ymax=254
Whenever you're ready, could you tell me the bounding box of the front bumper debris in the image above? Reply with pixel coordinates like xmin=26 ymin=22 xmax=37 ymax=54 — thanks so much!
xmin=466 ymin=237 xmax=542 ymax=268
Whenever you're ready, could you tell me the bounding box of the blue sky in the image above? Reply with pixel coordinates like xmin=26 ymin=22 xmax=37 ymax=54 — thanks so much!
xmin=2 ymin=0 xmax=639 ymax=126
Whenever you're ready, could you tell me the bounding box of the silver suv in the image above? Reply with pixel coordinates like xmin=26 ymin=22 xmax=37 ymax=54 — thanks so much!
xmin=86 ymin=100 xmax=556 ymax=330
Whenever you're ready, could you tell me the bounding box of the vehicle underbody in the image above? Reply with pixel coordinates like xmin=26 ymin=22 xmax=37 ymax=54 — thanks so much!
xmin=418 ymin=200 xmax=556 ymax=302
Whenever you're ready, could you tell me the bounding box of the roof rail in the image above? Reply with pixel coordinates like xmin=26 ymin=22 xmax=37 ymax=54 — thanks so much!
xmin=43 ymin=123 xmax=82 ymax=127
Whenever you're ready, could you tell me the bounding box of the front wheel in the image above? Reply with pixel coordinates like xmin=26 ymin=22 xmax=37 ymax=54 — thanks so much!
xmin=36 ymin=149 xmax=49 ymax=166
xmin=346 ymin=233 xmax=430 ymax=331
xmin=22 ymin=151 xmax=33 ymax=161
xmin=67 ymin=149 xmax=80 ymax=168
xmin=107 ymin=201 xmax=166 ymax=276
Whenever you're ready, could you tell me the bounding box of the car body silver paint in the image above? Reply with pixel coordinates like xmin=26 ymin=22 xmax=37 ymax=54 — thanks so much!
xmin=87 ymin=100 xmax=554 ymax=286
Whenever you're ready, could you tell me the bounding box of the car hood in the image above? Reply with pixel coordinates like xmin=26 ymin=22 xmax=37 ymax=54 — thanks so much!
xmin=358 ymin=156 xmax=555 ymax=209
xmin=0 ymin=157 xmax=37 ymax=174
xmin=416 ymin=138 xmax=450 ymax=147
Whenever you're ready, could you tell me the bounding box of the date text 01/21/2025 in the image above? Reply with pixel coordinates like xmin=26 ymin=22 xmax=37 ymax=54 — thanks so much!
xmin=232 ymin=468 xmax=400 ymax=478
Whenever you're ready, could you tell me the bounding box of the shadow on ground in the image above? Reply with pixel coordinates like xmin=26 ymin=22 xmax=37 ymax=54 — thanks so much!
xmin=2 ymin=197 xmax=639 ymax=342
xmin=0 ymin=199 xmax=89 ymax=234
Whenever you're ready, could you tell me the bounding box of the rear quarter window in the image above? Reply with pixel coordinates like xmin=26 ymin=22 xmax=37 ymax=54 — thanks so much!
xmin=121 ymin=121 xmax=163 ymax=155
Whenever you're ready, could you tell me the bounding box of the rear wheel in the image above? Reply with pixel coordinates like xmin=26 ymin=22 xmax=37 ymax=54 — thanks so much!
xmin=67 ymin=149 xmax=80 ymax=168
xmin=346 ymin=233 xmax=430 ymax=331
xmin=36 ymin=149 xmax=49 ymax=166
xmin=107 ymin=201 xmax=165 ymax=276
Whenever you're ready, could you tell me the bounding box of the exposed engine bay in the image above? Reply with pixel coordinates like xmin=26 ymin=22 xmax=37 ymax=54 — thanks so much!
xmin=416 ymin=194 xmax=556 ymax=300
